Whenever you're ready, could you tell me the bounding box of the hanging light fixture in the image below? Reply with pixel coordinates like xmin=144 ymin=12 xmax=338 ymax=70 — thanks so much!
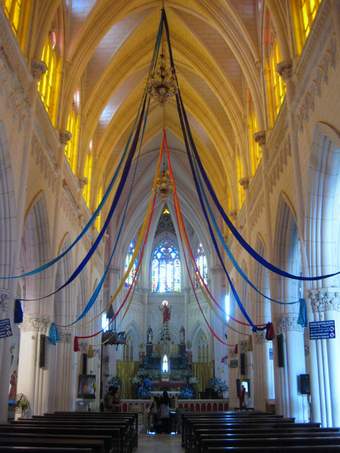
xmin=148 ymin=52 xmax=177 ymax=104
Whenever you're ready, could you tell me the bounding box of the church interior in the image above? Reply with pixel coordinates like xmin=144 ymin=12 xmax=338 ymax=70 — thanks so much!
xmin=1 ymin=0 xmax=340 ymax=451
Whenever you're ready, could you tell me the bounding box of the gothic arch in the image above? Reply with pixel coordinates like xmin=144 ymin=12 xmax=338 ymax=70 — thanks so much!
xmin=0 ymin=121 xmax=17 ymax=289
xmin=305 ymin=122 xmax=340 ymax=286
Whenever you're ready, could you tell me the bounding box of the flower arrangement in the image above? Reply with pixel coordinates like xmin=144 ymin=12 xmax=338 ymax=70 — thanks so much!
xmin=137 ymin=377 xmax=152 ymax=399
xmin=16 ymin=393 xmax=30 ymax=416
xmin=207 ymin=378 xmax=228 ymax=393
xmin=179 ymin=386 xmax=194 ymax=399
xmin=108 ymin=376 xmax=121 ymax=388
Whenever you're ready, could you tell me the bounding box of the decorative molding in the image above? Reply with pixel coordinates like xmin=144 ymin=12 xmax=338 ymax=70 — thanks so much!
xmin=276 ymin=60 xmax=293 ymax=81
xmin=31 ymin=60 xmax=47 ymax=81
xmin=296 ymin=35 xmax=337 ymax=132
xmin=239 ymin=176 xmax=250 ymax=190
xmin=0 ymin=48 xmax=30 ymax=129
xmin=0 ymin=290 xmax=10 ymax=313
xmin=254 ymin=131 xmax=266 ymax=147
xmin=276 ymin=314 xmax=304 ymax=334
xmin=31 ymin=135 xmax=58 ymax=193
xmin=309 ymin=288 xmax=340 ymax=313
xmin=59 ymin=130 xmax=72 ymax=145
xmin=20 ymin=316 xmax=50 ymax=333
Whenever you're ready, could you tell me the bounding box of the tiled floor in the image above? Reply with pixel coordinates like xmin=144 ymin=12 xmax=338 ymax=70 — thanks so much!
xmin=138 ymin=434 xmax=184 ymax=452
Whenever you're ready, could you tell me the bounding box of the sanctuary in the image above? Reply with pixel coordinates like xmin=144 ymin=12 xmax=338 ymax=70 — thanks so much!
xmin=1 ymin=3 xmax=340 ymax=449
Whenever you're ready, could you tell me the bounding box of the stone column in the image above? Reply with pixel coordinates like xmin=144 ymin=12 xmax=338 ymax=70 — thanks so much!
xmin=309 ymin=288 xmax=340 ymax=427
xmin=253 ymin=330 xmax=268 ymax=411
xmin=210 ymin=267 xmax=227 ymax=385
xmin=275 ymin=313 xmax=308 ymax=422
xmin=17 ymin=316 xmax=50 ymax=415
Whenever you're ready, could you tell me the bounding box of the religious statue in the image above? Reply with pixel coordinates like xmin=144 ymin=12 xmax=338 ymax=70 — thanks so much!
xmin=160 ymin=300 xmax=171 ymax=324
xmin=179 ymin=326 xmax=185 ymax=344
xmin=8 ymin=370 xmax=17 ymax=402
xmin=147 ymin=327 xmax=153 ymax=344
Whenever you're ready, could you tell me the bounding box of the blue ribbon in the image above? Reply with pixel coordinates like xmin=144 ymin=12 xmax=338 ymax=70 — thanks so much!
xmin=19 ymin=94 xmax=149 ymax=302
xmin=174 ymin=90 xmax=256 ymax=330
xmin=0 ymin=16 xmax=164 ymax=282
xmin=162 ymin=14 xmax=340 ymax=284
xmin=179 ymin=89 xmax=340 ymax=281
xmin=60 ymin=97 xmax=149 ymax=326
xmin=195 ymin=159 xmax=299 ymax=305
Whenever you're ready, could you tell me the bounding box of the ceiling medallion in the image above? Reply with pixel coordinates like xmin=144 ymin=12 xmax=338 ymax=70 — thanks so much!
xmin=155 ymin=170 xmax=173 ymax=200
xmin=147 ymin=53 xmax=177 ymax=104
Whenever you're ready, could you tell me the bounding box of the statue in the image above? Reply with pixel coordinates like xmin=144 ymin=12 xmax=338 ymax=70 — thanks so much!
xmin=160 ymin=300 xmax=171 ymax=324
xmin=147 ymin=327 xmax=153 ymax=344
xmin=180 ymin=326 xmax=185 ymax=344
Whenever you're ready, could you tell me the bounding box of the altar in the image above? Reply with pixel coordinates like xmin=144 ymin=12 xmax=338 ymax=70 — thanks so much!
xmin=134 ymin=303 xmax=195 ymax=397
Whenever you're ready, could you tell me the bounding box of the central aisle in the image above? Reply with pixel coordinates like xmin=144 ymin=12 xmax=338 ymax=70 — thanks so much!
xmin=138 ymin=434 xmax=184 ymax=452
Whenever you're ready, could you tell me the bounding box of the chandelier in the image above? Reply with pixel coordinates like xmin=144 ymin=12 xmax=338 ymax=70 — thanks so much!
xmin=155 ymin=170 xmax=173 ymax=200
xmin=147 ymin=53 xmax=177 ymax=104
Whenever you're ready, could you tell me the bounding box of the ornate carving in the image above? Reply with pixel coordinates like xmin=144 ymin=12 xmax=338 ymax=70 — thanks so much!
xmin=31 ymin=60 xmax=47 ymax=81
xmin=254 ymin=330 xmax=266 ymax=344
xmin=0 ymin=291 xmax=10 ymax=313
xmin=59 ymin=332 xmax=72 ymax=344
xmin=239 ymin=176 xmax=250 ymax=190
xmin=276 ymin=314 xmax=304 ymax=333
xmin=276 ymin=60 xmax=293 ymax=81
xmin=309 ymin=288 xmax=340 ymax=313
xmin=59 ymin=130 xmax=72 ymax=145
xmin=297 ymin=36 xmax=337 ymax=131
xmin=254 ymin=131 xmax=266 ymax=146
xmin=20 ymin=316 xmax=50 ymax=333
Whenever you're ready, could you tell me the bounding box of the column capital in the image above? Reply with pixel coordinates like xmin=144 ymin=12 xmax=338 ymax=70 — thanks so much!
xmin=253 ymin=330 xmax=266 ymax=344
xmin=309 ymin=288 xmax=340 ymax=313
xmin=276 ymin=313 xmax=304 ymax=334
xmin=59 ymin=130 xmax=72 ymax=146
xmin=31 ymin=60 xmax=47 ymax=81
xmin=239 ymin=176 xmax=250 ymax=190
xmin=254 ymin=130 xmax=266 ymax=147
xmin=276 ymin=60 xmax=293 ymax=81
xmin=20 ymin=316 xmax=50 ymax=334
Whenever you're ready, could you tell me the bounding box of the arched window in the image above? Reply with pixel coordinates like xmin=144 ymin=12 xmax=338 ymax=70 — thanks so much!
xmin=248 ymin=94 xmax=261 ymax=175
xmin=293 ymin=0 xmax=322 ymax=55
xmin=151 ymin=239 xmax=181 ymax=292
xmin=225 ymin=293 xmax=231 ymax=322
xmin=195 ymin=243 xmax=208 ymax=286
xmin=236 ymin=156 xmax=245 ymax=206
xmin=3 ymin=0 xmax=30 ymax=50
xmin=162 ymin=354 xmax=169 ymax=373
xmin=125 ymin=240 xmax=137 ymax=287
xmin=65 ymin=93 xmax=80 ymax=173
xmin=264 ymin=13 xmax=286 ymax=127
xmin=38 ymin=31 xmax=61 ymax=126
xmin=123 ymin=336 xmax=133 ymax=361
xmin=94 ymin=186 xmax=103 ymax=231
xmin=82 ymin=151 xmax=93 ymax=208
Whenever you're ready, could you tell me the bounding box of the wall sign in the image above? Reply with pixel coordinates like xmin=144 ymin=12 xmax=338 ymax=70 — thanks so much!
xmin=0 ymin=318 xmax=13 ymax=338
xmin=309 ymin=320 xmax=336 ymax=340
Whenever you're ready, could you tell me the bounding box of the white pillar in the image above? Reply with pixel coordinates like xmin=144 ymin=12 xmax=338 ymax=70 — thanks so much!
xmin=275 ymin=313 xmax=308 ymax=422
xmin=253 ymin=331 xmax=268 ymax=411
xmin=309 ymin=288 xmax=340 ymax=426
xmin=17 ymin=316 xmax=50 ymax=415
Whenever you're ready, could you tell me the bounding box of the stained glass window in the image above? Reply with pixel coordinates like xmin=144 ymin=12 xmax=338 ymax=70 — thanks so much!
xmin=151 ymin=240 xmax=181 ymax=292
xmin=195 ymin=243 xmax=208 ymax=286
xmin=38 ymin=31 xmax=61 ymax=126
xmin=125 ymin=240 xmax=137 ymax=287
xmin=294 ymin=0 xmax=322 ymax=55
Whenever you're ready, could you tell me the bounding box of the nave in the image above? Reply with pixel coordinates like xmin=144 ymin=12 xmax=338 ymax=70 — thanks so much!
xmin=1 ymin=410 xmax=340 ymax=452
xmin=1 ymin=0 xmax=340 ymax=441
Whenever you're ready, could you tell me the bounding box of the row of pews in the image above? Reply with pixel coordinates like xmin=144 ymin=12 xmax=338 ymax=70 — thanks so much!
xmin=182 ymin=411 xmax=340 ymax=452
xmin=0 ymin=411 xmax=138 ymax=453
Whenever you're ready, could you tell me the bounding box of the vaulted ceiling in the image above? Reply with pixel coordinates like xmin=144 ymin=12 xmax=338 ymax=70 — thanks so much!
xmin=56 ymin=0 xmax=267 ymax=214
